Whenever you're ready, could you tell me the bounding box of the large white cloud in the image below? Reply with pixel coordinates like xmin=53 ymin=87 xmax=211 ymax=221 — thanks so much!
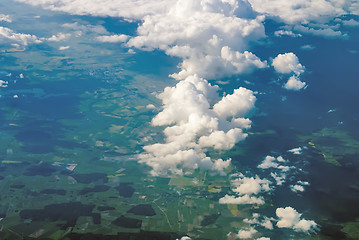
xmin=276 ymin=207 xmax=318 ymax=233
xmin=0 ymin=26 xmax=42 ymax=46
xmin=127 ymin=1 xmax=267 ymax=80
xmin=140 ymin=75 xmax=256 ymax=175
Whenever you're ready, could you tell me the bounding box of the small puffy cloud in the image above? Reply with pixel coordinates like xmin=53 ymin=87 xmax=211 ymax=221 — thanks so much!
xmin=276 ymin=207 xmax=318 ymax=233
xmin=274 ymin=30 xmax=302 ymax=37
xmin=258 ymin=156 xmax=277 ymax=169
xmin=237 ymin=227 xmax=257 ymax=239
xmin=0 ymin=26 xmax=42 ymax=46
xmin=272 ymin=52 xmax=305 ymax=76
xmin=96 ymin=34 xmax=129 ymax=43
xmin=283 ymin=75 xmax=306 ymax=91
xmin=45 ymin=33 xmax=71 ymax=42
xmin=288 ymin=147 xmax=302 ymax=155
xmin=231 ymin=174 xmax=271 ymax=195
xmin=298 ymin=181 xmax=310 ymax=186
xmin=0 ymin=14 xmax=12 ymax=23
xmin=300 ymin=44 xmax=315 ymax=51
xmin=59 ymin=45 xmax=70 ymax=50
xmin=290 ymin=184 xmax=305 ymax=193
xmin=290 ymin=180 xmax=310 ymax=193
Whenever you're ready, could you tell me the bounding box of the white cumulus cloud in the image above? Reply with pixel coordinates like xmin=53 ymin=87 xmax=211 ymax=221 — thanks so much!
xmin=283 ymin=75 xmax=306 ymax=91
xmin=272 ymin=53 xmax=307 ymax=91
xmin=0 ymin=26 xmax=42 ymax=46
xmin=140 ymin=75 xmax=255 ymax=176
xmin=237 ymin=227 xmax=257 ymax=239
xmin=276 ymin=207 xmax=318 ymax=233
xmin=288 ymin=147 xmax=302 ymax=155
xmin=272 ymin=52 xmax=305 ymax=76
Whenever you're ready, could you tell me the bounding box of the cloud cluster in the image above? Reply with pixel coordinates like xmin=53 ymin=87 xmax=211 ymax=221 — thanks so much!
xmin=247 ymin=0 xmax=358 ymax=38
xmin=276 ymin=207 xmax=318 ymax=233
xmin=219 ymin=173 xmax=271 ymax=205
xmin=239 ymin=207 xmax=317 ymax=237
xmin=258 ymin=155 xmax=297 ymax=186
xmin=272 ymin=52 xmax=306 ymax=91
xmin=244 ymin=213 xmax=274 ymax=230
xmin=274 ymin=30 xmax=302 ymax=38
xmin=16 ymin=0 xmax=175 ymax=19
xmin=290 ymin=180 xmax=310 ymax=193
